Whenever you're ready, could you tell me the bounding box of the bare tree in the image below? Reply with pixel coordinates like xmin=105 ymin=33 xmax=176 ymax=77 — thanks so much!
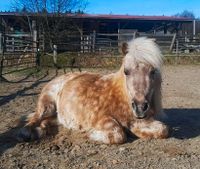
xmin=174 ymin=10 xmax=195 ymax=19
xmin=12 ymin=0 xmax=87 ymax=13
xmin=11 ymin=0 xmax=88 ymax=52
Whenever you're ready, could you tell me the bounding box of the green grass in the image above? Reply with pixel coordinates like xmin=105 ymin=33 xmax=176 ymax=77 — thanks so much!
xmin=39 ymin=52 xmax=200 ymax=69
xmin=40 ymin=52 xmax=122 ymax=68
xmin=164 ymin=54 xmax=200 ymax=65
xmin=15 ymin=67 xmax=40 ymax=77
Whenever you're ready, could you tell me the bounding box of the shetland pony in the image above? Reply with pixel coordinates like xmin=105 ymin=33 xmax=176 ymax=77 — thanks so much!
xmin=18 ymin=37 xmax=169 ymax=144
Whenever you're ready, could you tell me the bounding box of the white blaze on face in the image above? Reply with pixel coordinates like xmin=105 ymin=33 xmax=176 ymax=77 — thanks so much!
xmin=124 ymin=61 xmax=152 ymax=100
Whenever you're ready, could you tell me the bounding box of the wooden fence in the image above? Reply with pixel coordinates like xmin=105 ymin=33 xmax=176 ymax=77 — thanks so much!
xmin=174 ymin=35 xmax=200 ymax=54
xmin=55 ymin=32 xmax=200 ymax=55
xmin=93 ymin=33 xmax=200 ymax=54
xmin=0 ymin=33 xmax=39 ymax=81
xmin=1 ymin=30 xmax=200 ymax=80
xmin=45 ymin=32 xmax=200 ymax=69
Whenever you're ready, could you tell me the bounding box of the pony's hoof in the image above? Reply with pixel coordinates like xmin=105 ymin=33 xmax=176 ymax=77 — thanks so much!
xmin=17 ymin=127 xmax=44 ymax=142
xmin=17 ymin=127 xmax=32 ymax=142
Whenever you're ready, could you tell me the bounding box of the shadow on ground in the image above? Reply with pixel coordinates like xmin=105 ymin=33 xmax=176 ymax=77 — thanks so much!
xmin=0 ymin=71 xmax=58 ymax=107
xmin=164 ymin=108 xmax=200 ymax=139
xmin=0 ymin=124 xmax=59 ymax=156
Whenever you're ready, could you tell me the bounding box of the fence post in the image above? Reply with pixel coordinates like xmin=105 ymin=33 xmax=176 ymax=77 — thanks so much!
xmin=176 ymin=39 xmax=179 ymax=55
xmin=0 ymin=33 xmax=2 ymax=54
xmin=92 ymin=30 xmax=96 ymax=52
xmin=193 ymin=20 xmax=196 ymax=36
xmin=133 ymin=32 xmax=136 ymax=39
xmin=176 ymin=39 xmax=179 ymax=64
xmin=0 ymin=32 xmax=7 ymax=82
xmin=81 ymin=34 xmax=83 ymax=53
xmin=32 ymin=20 xmax=38 ymax=67
xmin=53 ymin=44 xmax=57 ymax=66
xmin=170 ymin=33 xmax=176 ymax=52
xmin=36 ymin=41 xmax=40 ymax=67
xmin=12 ymin=37 xmax=14 ymax=52
xmin=0 ymin=33 xmax=3 ymax=81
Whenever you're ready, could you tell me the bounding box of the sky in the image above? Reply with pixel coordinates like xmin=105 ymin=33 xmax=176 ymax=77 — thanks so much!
xmin=0 ymin=0 xmax=200 ymax=17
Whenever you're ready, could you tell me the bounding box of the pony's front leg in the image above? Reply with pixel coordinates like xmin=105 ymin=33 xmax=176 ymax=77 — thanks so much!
xmin=89 ymin=116 xmax=127 ymax=144
xmin=130 ymin=119 xmax=169 ymax=139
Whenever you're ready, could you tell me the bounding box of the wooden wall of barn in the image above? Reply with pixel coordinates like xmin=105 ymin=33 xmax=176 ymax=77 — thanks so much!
xmin=182 ymin=20 xmax=200 ymax=35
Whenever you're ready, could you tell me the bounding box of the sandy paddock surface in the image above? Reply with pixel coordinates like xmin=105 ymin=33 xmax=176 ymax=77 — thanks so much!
xmin=0 ymin=65 xmax=200 ymax=169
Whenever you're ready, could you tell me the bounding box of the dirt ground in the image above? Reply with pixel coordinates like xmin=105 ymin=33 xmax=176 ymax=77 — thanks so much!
xmin=0 ymin=65 xmax=200 ymax=169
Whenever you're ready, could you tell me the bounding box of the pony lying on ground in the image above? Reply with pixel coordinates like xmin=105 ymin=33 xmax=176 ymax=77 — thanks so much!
xmin=18 ymin=37 xmax=169 ymax=144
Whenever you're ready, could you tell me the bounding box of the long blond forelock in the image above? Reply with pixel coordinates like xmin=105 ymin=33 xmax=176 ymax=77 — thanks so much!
xmin=126 ymin=37 xmax=163 ymax=69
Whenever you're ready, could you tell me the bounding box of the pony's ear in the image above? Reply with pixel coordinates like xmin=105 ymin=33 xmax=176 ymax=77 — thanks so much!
xmin=122 ymin=42 xmax=128 ymax=56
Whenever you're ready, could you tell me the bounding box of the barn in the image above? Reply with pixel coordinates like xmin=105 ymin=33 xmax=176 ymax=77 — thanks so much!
xmin=0 ymin=12 xmax=199 ymax=54
xmin=0 ymin=12 xmax=195 ymax=34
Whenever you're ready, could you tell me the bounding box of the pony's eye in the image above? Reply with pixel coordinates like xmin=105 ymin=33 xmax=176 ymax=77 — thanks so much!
xmin=124 ymin=69 xmax=130 ymax=76
xmin=150 ymin=69 xmax=156 ymax=79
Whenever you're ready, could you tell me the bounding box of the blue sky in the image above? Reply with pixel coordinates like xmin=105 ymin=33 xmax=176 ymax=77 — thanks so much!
xmin=1 ymin=0 xmax=200 ymax=17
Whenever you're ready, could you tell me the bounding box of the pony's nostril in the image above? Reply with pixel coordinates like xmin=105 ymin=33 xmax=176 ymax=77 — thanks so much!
xmin=142 ymin=102 xmax=149 ymax=112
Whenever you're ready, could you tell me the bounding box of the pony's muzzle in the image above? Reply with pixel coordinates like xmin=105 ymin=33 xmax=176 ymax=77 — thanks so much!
xmin=132 ymin=101 xmax=149 ymax=119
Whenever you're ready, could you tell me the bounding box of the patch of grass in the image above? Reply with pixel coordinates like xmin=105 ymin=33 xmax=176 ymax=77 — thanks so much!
xmin=8 ymin=67 xmax=48 ymax=78
xmin=164 ymin=54 xmax=200 ymax=65
xmin=40 ymin=52 xmax=79 ymax=67
xmin=40 ymin=52 xmax=123 ymax=69
xmin=39 ymin=52 xmax=200 ymax=69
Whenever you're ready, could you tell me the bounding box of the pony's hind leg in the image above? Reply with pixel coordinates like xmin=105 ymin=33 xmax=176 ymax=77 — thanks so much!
xmin=18 ymin=94 xmax=57 ymax=142
xmin=89 ymin=116 xmax=126 ymax=144
xmin=130 ymin=119 xmax=169 ymax=139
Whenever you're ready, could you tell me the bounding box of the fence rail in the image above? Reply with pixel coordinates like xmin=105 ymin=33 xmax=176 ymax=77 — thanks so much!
xmin=53 ymin=32 xmax=200 ymax=55
xmin=44 ymin=32 xmax=200 ymax=69
xmin=0 ymin=32 xmax=39 ymax=81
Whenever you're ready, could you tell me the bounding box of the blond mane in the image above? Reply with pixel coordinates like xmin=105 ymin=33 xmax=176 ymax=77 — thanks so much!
xmin=126 ymin=37 xmax=163 ymax=69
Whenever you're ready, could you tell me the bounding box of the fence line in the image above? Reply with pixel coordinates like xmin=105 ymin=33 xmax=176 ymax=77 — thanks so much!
xmin=0 ymin=32 xmax=40 ymax=81
xmin=54 ymin=33 xmax=200 ymax=54
xmin=45 ymin=32 xmax=200 ymax=70
xmin=53 ymin=32 xmax=200 ymax=54
xmin=1 ymin=29 xmax=200 ymax=81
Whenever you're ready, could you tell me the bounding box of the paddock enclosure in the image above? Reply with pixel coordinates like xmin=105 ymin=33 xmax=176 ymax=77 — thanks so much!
xmin=1 ymin=13 xmax=200 ymax=168
xmin=0 ymin=65 xmax=200 ymax=169
xmin=1 ymin=13 xmax=200 ymax=79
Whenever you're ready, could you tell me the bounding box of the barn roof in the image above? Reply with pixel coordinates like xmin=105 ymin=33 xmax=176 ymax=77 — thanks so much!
xmin=68 ymin=14 xmax=193 ymax=21
xmin=0 ymin=12 xmax=193 ymax=22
